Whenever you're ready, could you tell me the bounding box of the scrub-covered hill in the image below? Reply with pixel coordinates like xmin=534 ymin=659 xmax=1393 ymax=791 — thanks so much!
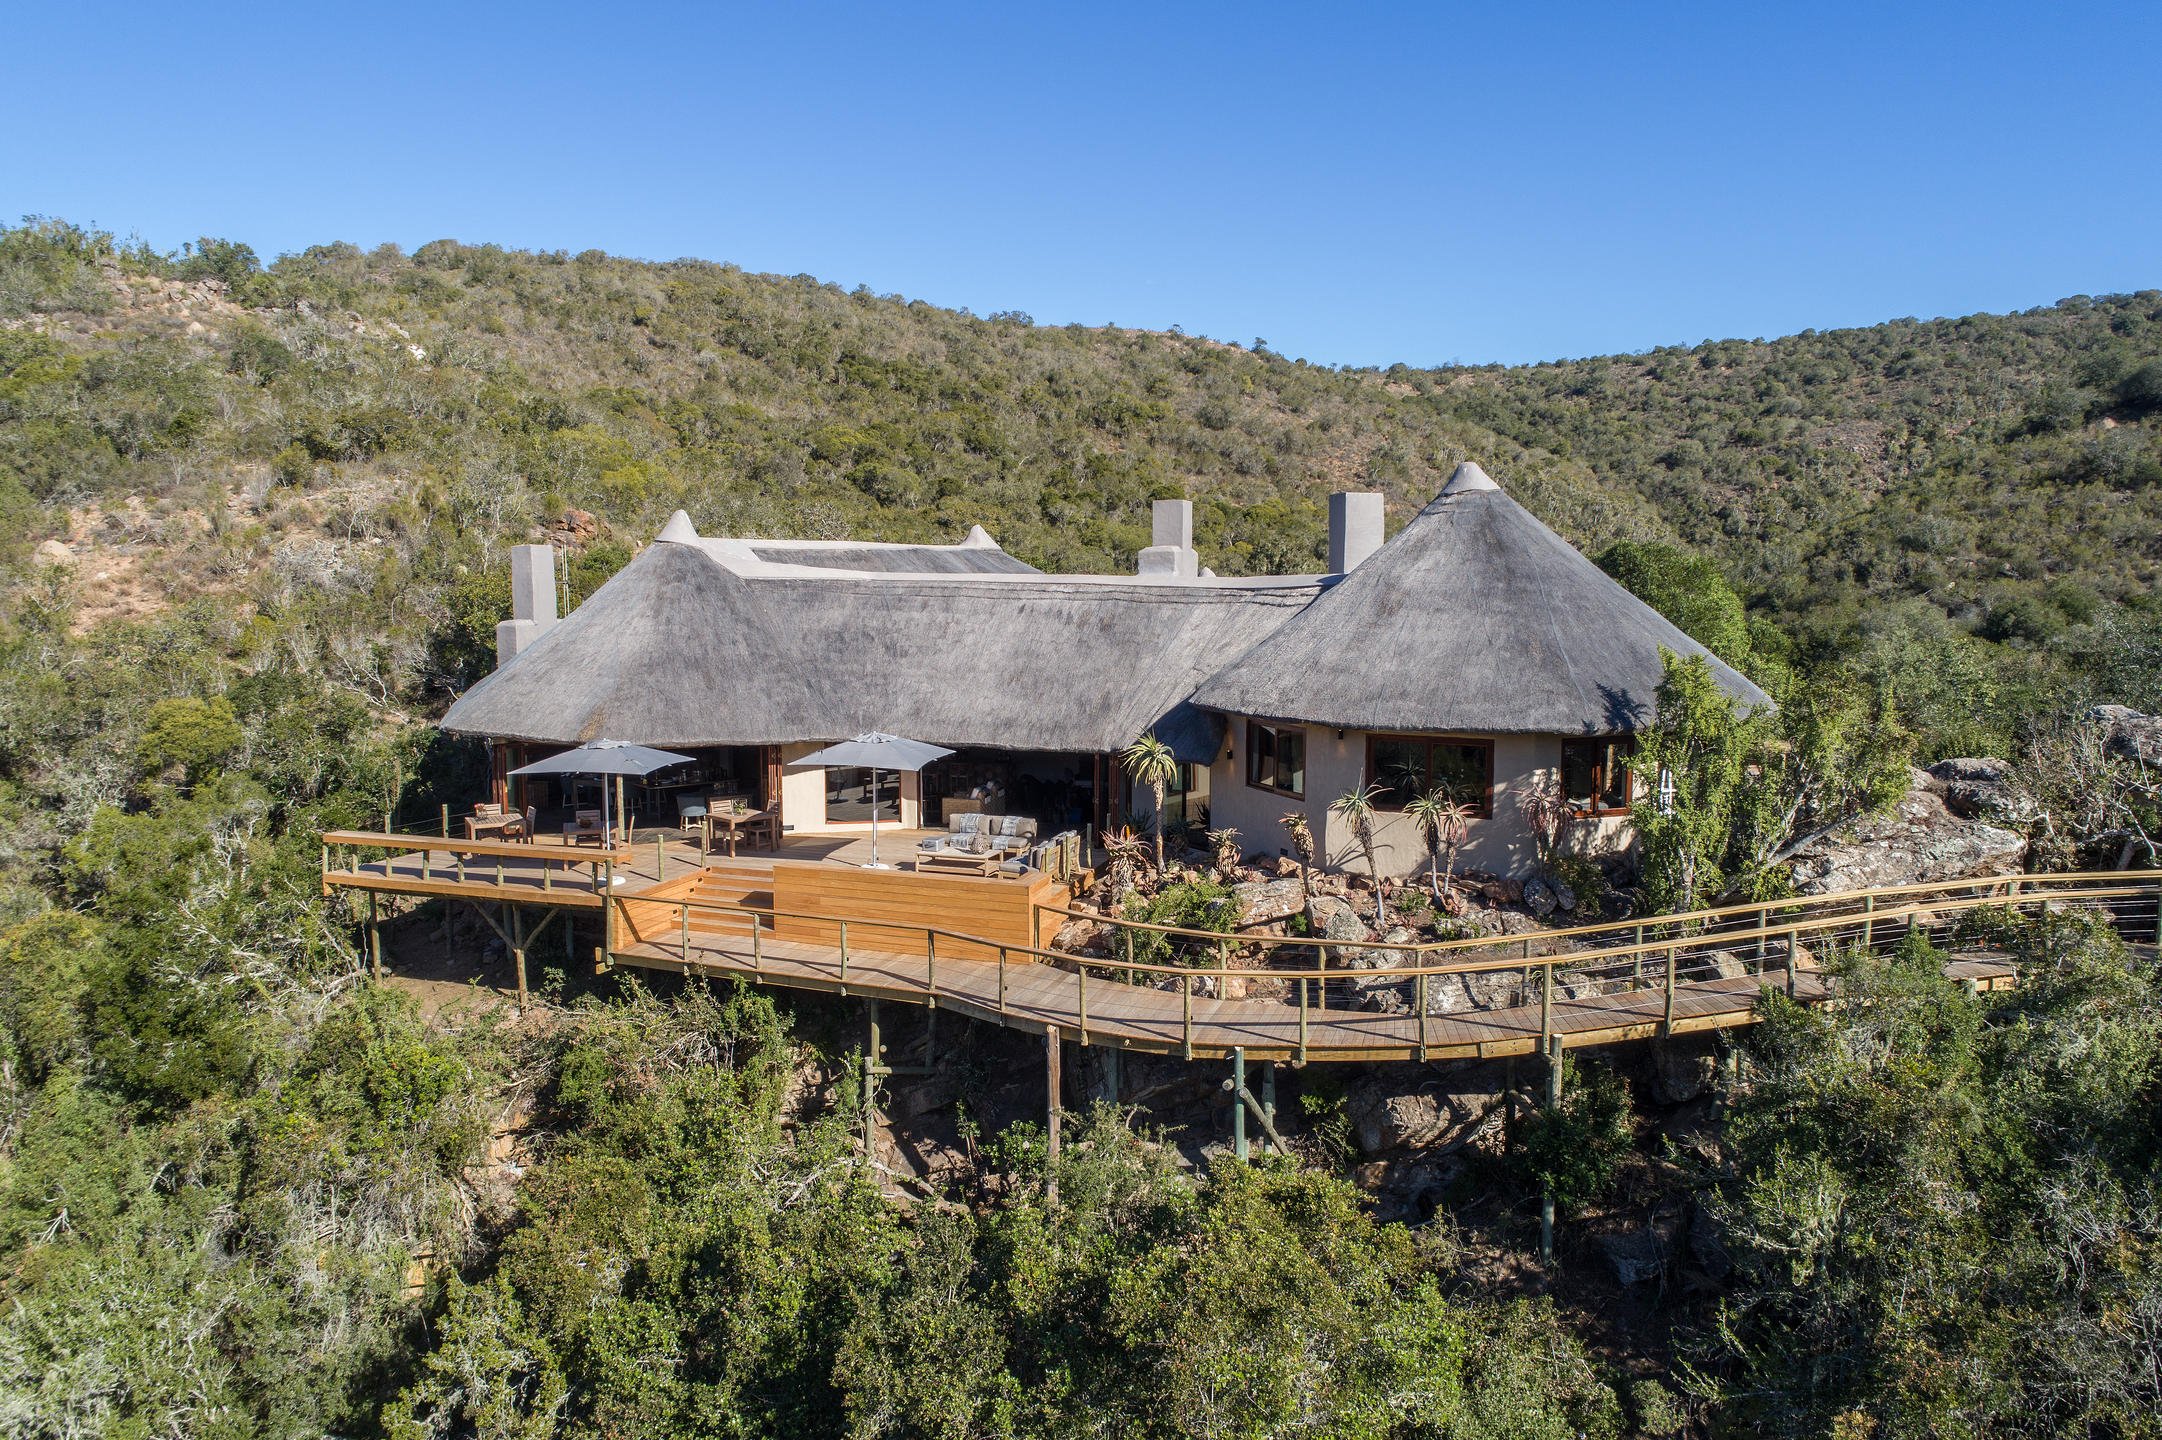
xmin=5 ymin=218 xmax=2157 ymax=754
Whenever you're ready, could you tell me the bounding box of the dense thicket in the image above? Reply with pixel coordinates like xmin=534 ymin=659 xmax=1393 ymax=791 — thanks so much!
xmin=2 ymin=217 xmax=2159 ymax=1436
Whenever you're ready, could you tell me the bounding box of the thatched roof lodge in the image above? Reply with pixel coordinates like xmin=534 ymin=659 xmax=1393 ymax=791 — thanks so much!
xmin=442 ymin=464 xmax=1766 ymax=875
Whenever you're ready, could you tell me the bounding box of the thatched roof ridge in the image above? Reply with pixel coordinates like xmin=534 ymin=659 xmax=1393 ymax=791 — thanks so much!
xmin=1188 ymin=463 xmax=1770 ymax=734
xmin=440 ymin=537 xmax=1317 ymax=759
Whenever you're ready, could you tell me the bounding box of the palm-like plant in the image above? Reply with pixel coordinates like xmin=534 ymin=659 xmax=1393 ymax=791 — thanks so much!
xmin=1404 ymin=789 xmax=1474 ymax=909
xmin=1120 ymin=732 xmax=1181 ymax=874
xmin=1282 ymin=811 xmax=1317 ymax=931
xmin=1331 ymin=783 xmax=1390 ymax=932
xmin=1207 ymin=827 xmax=1242 ymax=881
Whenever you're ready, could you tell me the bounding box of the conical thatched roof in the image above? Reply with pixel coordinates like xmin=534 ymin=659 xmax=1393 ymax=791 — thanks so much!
xmin=1188 ymin=463 xmax=1770 ymax=734
xmin=439 ymin=535 xmax=1316 ymax=759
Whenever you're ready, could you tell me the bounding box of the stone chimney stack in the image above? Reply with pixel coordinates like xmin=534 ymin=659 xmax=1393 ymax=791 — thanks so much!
xmin=1328 ymin=492 xmax=1385 ymax=574
xmin=1137 ymin=497 xmax=1198 ymax=579
xmin=495 ymin=544 xmax=558 ymax=665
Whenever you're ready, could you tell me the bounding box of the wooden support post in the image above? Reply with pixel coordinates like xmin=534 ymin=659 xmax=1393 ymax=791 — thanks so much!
xmin=1181 ymin=974 xmax=1193 ymax=1059
xmin=1504 ymin=1055 xmax=1519 ymax=1141
xmin=863 ymin=1001 xmax=882 ymax=1158
xmin=655 ymin=834 xmax=665 ymax=882
xmin=751 ymin=911 xmax=763 ymax=973
xmin=926 ymin=931 xmax=938 ymax=1008
xmin=1317 ymin=945 xmax=1329 ymax=1011
xmin=1102 ymin=1046 xmax=1120 ymax=1104
xmin=1298 ymin=977 xmax=1310 ymax=1065
xmin=1862 ymin=892 xmax=1875 ymax=951
xmin=1045 ymin=1025 xmax=1062 ymax=1196
xmin=1539 ymin=963 xmax=1553 ymax=1051
xmin=1755 ymin=905 xmax=1768 ymax=971
xmin=1076 ymin=965 xmax=1087 ymax=1045
xmin=1261 ymin=1060 xmax=1275 ymax=1134
xmin=997 ymin=946 xmax=1008 ymax=1013
xmin=838 ymin=919 xmax=850 ymax=995
xmin=1540 ymin=1035 xmax=1563 ymax=1262
xmin=679 ymin=900 xmax=690 ymax=962
xmin=1416 ymin=971 xmax=1429 ymax=1061
xmin=511 ymin=906 xmax=528 ymax=1007
xmin=440 ymin=803 xmax=450 ymax=838
xmin=1661 ymin=944 xmax=1677 ymax=1035
xmin=367 ymin=890 xmax=382 ymax=980
xmin=1231 ymin=1047 xmax=1248 ymax=1163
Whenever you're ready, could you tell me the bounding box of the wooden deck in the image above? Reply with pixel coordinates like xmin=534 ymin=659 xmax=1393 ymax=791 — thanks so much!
xmin=610 ymin=927 xmax=2017 ymax=1063
xmin=324 ymin=832 xmax=2152 ymax=1064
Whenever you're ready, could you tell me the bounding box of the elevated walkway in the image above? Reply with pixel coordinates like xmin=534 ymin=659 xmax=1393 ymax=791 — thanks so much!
xmin=322 ymin=832 xmax=2157 ymax=1064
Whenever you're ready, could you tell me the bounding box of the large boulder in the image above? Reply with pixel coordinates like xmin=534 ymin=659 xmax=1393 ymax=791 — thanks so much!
xmin=2091 ymin=704 xmax=2162 ymax=765
xmin=1788 ymin=768 xmax=2025 ymax=895
xmin=1232 ymin=877 xmax=1308 ymax=928
xmin=1345 ymin=1082 xmax=1505 ymax=1155
xmin=1318 ymin=898 xmax=1372 ymax=943
xmin=1926 ymin=756 xmax=2034 ymax=825
xmin=1647 ymin=1038 xmax=1720 ymax=1105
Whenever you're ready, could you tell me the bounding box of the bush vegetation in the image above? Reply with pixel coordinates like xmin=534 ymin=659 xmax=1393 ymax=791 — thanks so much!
xmin=2 ymin=217 xmax=2159 ymax=1434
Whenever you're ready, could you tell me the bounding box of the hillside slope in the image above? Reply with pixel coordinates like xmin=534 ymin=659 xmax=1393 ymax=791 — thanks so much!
xmin=3 ymin=219 xmax=2159 ymax=749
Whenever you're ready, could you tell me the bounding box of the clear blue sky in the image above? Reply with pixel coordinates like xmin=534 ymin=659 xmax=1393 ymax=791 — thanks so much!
xmin=5 ymin=2 xmax=2157 ymax=366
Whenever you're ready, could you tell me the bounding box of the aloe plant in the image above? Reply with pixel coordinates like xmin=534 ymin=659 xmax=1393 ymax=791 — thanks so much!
xmin=1330 ymin=783 xmax=1390 ymax=932
xmin=1405 ymin=789 xmax=1474 ymax=909
xmin=1120 ymin=732 xmax=1181 ymax=874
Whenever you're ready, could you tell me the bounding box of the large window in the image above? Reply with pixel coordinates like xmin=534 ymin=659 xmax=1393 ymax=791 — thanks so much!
xmin=1368 ymin=734 xmax=1494 ymax=814
xmin=1560 ymin=737 xmax=1636 ymax=815
xmin=1246 ymin=721 xmax=1306 ymax=799
xmin=825 ymin=766 xmax=899 ymax=823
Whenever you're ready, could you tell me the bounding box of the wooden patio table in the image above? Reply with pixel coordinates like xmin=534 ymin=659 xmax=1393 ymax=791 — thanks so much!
xmin=704 ymin=807 xmax=778 ymax=858
xmin=915 ymin=848 xmax=1004 ymax=876
xmin=463 ymin=813 xmax=525 ymax=841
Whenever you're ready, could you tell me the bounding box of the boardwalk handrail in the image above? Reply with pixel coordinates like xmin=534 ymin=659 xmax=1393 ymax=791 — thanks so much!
xmin=621 ymin=872 xmax=2158 ymax=986
xmin=321 ymin=829 xmax=634 ymax=863
xmin=610 ymin=869 xmax=2158 ymax=1060
xmin=321 ymin=829 xmax=632 ymax=899
xmin=1028 ymin=869 xmax=2159 ymax=965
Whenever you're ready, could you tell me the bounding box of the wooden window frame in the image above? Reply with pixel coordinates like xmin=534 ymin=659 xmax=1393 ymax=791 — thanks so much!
xmin=1365 ymin=733 xmax=1495 ymax=818
xmin=1560 ymin=736 xmax=1637 ymax=817
xmin=1245 ymin=720 xmax=1306 ymax=800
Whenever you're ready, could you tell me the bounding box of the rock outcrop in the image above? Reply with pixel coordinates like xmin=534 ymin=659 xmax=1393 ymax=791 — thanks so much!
xmin=1926 ymin=756 xmax=2035 ymax=825
xmin=2091 ymin=704 xmax=2162 ymax=765
xmin=1345 ymin=1076 xmax=1507 ymax=1155
xmin=1788 ymin=767 xmax=2025 ymax=894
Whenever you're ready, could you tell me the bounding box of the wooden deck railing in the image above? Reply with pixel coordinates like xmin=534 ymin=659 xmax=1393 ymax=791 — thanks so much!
xmin=605 ymin=869 xmax=2161 ymax=1061
xmin=320 ymin=830 xmax=632 ymax=897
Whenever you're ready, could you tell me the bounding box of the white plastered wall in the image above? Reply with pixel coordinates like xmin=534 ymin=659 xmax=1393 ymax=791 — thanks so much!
xmin=776 ymin=741 xmax=923 ymax=834
xmin=1203 ymin=719 xmax=1637 ymax=879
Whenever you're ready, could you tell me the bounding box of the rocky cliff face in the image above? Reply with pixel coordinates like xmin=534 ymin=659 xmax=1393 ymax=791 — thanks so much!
xmin=1788 ymin=766 xmax=2026 ymax=894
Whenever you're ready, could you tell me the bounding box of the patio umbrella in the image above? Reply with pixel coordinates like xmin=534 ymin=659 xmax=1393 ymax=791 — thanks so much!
xmin=510 ymin=739 xmax=695 ymax=848
xmin=788 ymin=732 xmax=954 ymax=867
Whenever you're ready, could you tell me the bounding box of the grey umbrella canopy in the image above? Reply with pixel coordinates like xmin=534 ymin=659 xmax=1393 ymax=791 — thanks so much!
xmin=788 ymin=733 xmax=955 ymax=867
xmin=510 ymin=739 xmax=696 ymax=847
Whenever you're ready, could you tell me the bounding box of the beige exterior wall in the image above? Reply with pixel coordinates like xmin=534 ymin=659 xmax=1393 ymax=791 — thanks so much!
xmin=776 ymin=741 xmax=924 ymax=835
xmin=1202 ymin=719 xmax=1636 ymax=879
